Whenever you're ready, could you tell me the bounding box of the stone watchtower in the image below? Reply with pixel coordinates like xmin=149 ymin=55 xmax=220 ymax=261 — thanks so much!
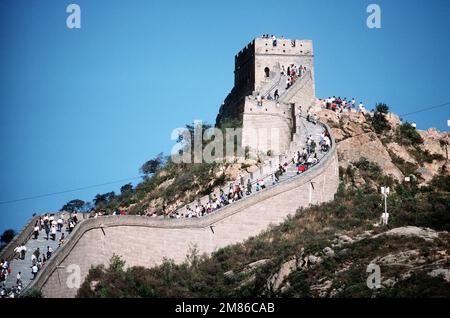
xmin=216 ymin=36 xmax=316 ymax=156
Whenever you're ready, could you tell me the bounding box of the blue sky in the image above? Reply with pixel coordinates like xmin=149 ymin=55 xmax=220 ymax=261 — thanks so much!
xmin=0 ymin=0 xmax=449 ymax=233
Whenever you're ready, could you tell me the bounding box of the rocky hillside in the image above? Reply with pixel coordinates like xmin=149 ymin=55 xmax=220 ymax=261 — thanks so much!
xmin=315 ymin=108 xmax=449 ymax=186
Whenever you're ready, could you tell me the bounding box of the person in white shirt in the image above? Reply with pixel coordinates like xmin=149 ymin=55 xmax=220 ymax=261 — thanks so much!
xmin=20 ymin=245 xmax=27 ymax=260
xmin=50 ymin=225 xmax=57 ymax=241
xmin=359 ymin=102 xmax=365 ymax=113
xmin=31 ymin=253 xmax=37 ymax=264
xmin=57 ymin=217 xmax=63 ymax=232
xmin=47 ymin=246 xmax=53 ymax=259
xmin=31 ymin=265 xmax=38 ymax=279
xmin=33 ymin=225 xmax=39 ymax=240
xmin=14 ymin=246 xmax=21 ymax=259
xmin=69 ymin=220 xmax=75 ymax=233
xmin=256 ymin=93 xmax=262 ymax=106
xmin=16 ymin=272 xmax=22 ymax=285
xmin=259 ymin=179 xmax=266 ymax=189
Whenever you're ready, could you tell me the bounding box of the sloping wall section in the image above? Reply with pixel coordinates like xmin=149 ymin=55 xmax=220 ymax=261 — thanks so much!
xmin=27 ymin=143 xmax=339 ymax=298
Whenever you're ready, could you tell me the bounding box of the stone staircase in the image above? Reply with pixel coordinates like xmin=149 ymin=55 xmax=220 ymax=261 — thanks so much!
xmin=3 ymin=225 xmax=70 ymax=292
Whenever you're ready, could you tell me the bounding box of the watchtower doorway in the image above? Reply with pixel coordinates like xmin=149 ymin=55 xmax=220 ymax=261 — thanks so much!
xmin=264 ymin=67 xmax=270 ymax=78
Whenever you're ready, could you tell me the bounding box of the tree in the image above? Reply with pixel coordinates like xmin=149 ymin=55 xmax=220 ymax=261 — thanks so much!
xmin=61 ymin=199 xmax=85 ymax=212
xmin=1 ymin=229 xmax=16 ymax=245
xmin=93 ymin=192 xmax=115 ymax=208
xmin=179 ymin=122 xmax=212 ymax=148
xmin=120 ymin=183 xmax=133 ymax=195
xmin=372 ymin=103 xmax=390 ymax=134
xmin=94 ymin=193 xmax=108 ymax=208
xmin=82 ymin=202 xmax=93 ymax=212
xmin=140 ymin=153 xmax=164 ymax=176
xmin=396 ymin=122 xmax=423 ymax=146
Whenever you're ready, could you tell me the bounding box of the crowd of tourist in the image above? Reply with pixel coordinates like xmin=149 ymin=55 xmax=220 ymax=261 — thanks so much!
xmin=0 ymin=212 xmax=78 ymax=297
xmin=256 ymin=63 xmax=308 ymax=106
xmin=320 ymin=96 xmax=366 ymax=113
xmin=90 ymin=209 xmax=127 ymax=218
xmin=282 ymin=63 xmax=307 ymax=90
xmin=162 ymin=125 xmax=330 ymax=219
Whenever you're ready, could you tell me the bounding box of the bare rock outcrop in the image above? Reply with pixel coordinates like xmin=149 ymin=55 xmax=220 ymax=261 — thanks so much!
xmin=373 ymin=226 xmax=440 ymax=242
xmin=419 ymin=129 xmax=449 ymax=158
xmin=338 ymin=132 xmax=404 ymax=182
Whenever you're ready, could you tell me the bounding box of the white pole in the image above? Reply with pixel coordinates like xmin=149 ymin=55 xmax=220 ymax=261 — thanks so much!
xmin=309 ymin=182 xmax=312 ymax=204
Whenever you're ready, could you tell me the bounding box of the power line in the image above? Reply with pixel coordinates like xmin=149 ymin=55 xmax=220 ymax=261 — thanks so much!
xmin=0 ymin=176 xmax=142 ymax=205
xmin=399 ymin=102 xmax=450 ymax=117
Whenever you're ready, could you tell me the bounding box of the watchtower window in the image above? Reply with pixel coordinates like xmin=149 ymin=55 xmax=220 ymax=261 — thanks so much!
xmin=264 ymin=67 xmax=270 ymax=78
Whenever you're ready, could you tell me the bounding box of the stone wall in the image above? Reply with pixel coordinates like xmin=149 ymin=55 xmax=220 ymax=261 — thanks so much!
xmin=241 ymin=98 xmax=294 ymax=155
xmin=279 ymin=69 xmax=316 ymax=109
xmin=28 ymin=143 xmax=339 ymax=298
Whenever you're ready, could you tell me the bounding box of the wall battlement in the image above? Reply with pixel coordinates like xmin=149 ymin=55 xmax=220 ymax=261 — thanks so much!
xmin=254 ymin=38 xmax=313 ymax=56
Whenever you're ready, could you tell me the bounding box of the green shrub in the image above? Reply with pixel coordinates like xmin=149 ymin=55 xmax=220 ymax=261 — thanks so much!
xmin=379 ymin=272 xmax=450 ymax=298
xmin=371 ymin=103 xmax=390 ymax=134
xmin=396 ymin=122 xmax=423 ymax=146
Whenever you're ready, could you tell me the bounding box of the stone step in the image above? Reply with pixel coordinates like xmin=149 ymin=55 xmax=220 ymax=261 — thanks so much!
xmin=4 ymin=227 xmax=70 ymax=290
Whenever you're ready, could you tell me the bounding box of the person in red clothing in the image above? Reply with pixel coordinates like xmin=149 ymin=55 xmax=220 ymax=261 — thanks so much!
xmin=297 ymin=164 xmax=306 ymax=175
